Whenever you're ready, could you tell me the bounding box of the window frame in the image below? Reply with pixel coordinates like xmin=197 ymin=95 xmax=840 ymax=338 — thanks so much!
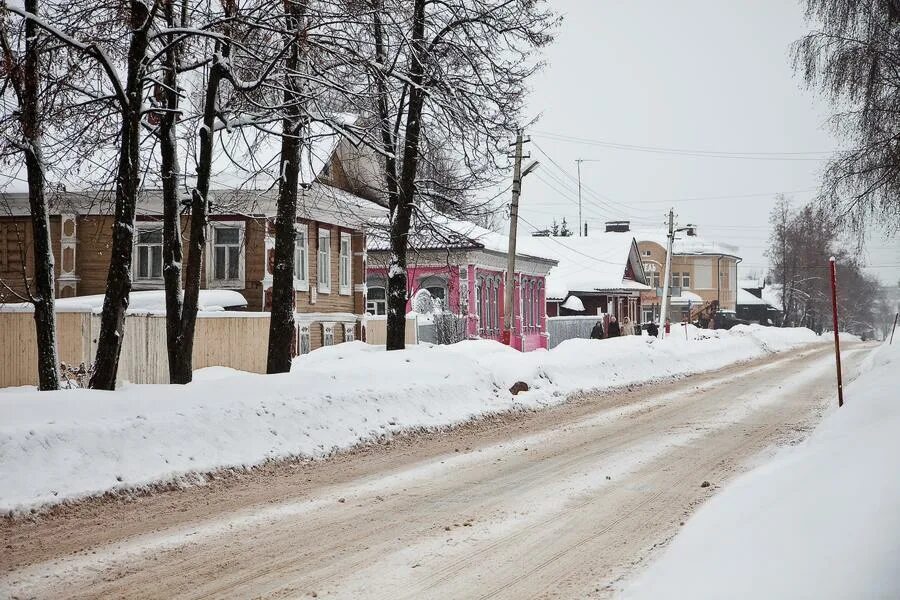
xmin=207 ymin=221 xmax=246 ymax=289
xmin=317 ymin=226 xmax=331 ymax=294
xmin=294 ymin=223 xmax=309 ymax=291
xmin=681 ymin=271 xmax=691 ymax=289
xmin=339 ymin=231 xmax=352 ymax=295
xmin=366 ymin=286 xmax=387 ymax=315
xmin=134 ymin=224 xmax=164 ymax=284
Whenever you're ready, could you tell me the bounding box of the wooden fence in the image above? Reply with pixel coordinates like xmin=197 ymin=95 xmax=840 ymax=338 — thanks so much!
xmin=0 ymin=310 xmax=271 ymax=388
xmin=546 ymin=315 xmax=600 ymax=349
xmin=364 ymin=315 xmax=418 ymax=346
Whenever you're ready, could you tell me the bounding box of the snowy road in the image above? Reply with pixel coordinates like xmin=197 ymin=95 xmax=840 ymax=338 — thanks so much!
xmin=0 ymin=343 xmax=871 ymax=599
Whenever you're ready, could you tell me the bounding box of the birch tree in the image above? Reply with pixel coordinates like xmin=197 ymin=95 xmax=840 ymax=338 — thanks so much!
xmin=795 ymin=0 xmax=900 ymax=232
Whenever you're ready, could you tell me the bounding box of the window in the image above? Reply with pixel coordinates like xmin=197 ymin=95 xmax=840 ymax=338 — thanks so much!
xmin=694 ymin=258 xmax=713 ymax=289
xmin=317 ymin=227 xmax=331 ymax=293
xmin=367 ymin=287 xmax=386 ymax=315
xmin=323 ymin=323 xmax=335 ymax=346
xmin=643 ymin=262 xmax=661 ymax=288
xmin=339 ymin=232 xmax=351 ymax=295
xmin=135 ymin=227 xmax=163 ymax=281
xmin=671 ymin=272 xmax=682 ymax=288
xmin=476 ymin=276 xmax=498 ymax=335
xmin=681 ymin=272 xmax=691 ymax=289
xmin=534 ymin=281 xmax=543 ymax=330
xmin=344 ymin=322 xmax=355 ymax=342
xmin=294 ymin=224 xmax=309 ymax=288
xmin=299 ymin=325 xmax=311 ymax=355
xmin=524 ymin=280 xmax=532 ymax=329
xmin=212 ymin=226 xmax=242 ymax=282
xmin=642 ymin=250 xmax=651 ymax=257
xmin=491 ymin=279 xmax=499 ymax=331
xmin=420 ymin=275 xmax=448 ymax=309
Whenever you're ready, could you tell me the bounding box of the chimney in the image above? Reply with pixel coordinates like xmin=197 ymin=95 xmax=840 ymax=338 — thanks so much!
xmin=604 ymin=220 xmax=631 ymax=233
xmin=685 ymin=224 xmax=698 ymax=237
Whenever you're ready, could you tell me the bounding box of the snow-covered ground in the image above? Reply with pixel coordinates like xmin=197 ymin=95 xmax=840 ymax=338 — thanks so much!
xmin=622 ymin=339 xmax=900 ymax=599
xmin=0 ymin=325 xmax=823 ymax=514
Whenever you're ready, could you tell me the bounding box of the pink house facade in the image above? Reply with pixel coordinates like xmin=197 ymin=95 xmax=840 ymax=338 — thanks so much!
xmin=367 ymin=219 xmax=557 ymax=351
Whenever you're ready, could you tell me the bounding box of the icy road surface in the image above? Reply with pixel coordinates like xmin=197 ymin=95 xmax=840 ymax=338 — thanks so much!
xmin=0 ymin=343 xmax=871 ymax=599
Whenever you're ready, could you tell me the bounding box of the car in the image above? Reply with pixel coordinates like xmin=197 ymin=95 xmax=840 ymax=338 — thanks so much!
xmin=711 ymin=310 xmax=750 ymax=330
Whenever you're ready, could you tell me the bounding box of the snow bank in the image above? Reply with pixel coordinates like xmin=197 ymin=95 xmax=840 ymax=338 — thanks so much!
xmin=0 ymin=325 xmax=822 ymax=514
xmin=622 ymin=340 xmax=900 ymax=600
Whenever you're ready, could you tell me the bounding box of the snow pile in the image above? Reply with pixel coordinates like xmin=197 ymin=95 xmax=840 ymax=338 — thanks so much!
xmin=622 ymin=340 xmax=900 ymax=600
xmin=1 ymin=325 xmax=822 ymax=514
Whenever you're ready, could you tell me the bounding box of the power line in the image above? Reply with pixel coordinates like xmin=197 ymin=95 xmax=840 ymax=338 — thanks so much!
xmin=531 ymin=131 xmax=836 ymax=161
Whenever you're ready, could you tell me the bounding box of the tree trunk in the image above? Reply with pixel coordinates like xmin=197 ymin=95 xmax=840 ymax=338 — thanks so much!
xmin=90 ymin=0 xmax=152 ymax=390
xmin=266 ymin=0 xmax=306 ymax=373
xmin=385 ymin=0 xmax=426 ymax=351
xmin=22 ymin=0 xmax=59 ymax=390
xmin=160 ymin=0 xmax=190 ymax=383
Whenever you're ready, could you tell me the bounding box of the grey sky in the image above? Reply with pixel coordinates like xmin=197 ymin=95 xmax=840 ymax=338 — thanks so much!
xmin=516 ymin=0 xmax=900 ymax=286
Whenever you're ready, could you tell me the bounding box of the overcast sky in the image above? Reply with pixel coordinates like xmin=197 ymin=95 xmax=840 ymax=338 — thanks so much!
xmin=516 ymin=0 xmax=900 ymax=286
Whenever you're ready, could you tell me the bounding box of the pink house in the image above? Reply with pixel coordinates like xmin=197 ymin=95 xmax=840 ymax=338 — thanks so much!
xmin=367 ymin=216 xmax=557 ymax=351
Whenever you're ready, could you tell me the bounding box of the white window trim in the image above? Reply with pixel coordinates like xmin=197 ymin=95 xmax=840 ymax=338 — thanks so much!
xmin=294 ymin=223 xmax=310 ymax=292
xmin=343 ymin=322 xmax=355 ymax=342
xmin=133 ymin=223 xmax=165 ymax=287
xmin=339 ymin=231 xmax=352 ymax=296
xmin=322 ymin=322 xmax=335 ymax=346
xmin=206 ymin=221 xmax=246 ymax=289
xmin=317 ymin=227 xmax=331 ymax=294
xmin=299 ymin=324 xmax=311 ymax=355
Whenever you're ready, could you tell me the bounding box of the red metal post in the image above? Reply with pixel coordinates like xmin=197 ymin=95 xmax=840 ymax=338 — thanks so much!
xmin=829 ymin=257 xmax=844 ymax=407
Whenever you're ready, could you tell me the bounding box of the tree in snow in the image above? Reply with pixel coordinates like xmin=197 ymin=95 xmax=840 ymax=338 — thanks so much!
xmin=766 ymin=197 xmax=889 ymax=336
xmin=359 ymin=0 xmax=559 ymax=350
xmin=794 ymin=0 xmax=900 ymax=233
xmin=0 ymin=0 xmax=60 ymax=389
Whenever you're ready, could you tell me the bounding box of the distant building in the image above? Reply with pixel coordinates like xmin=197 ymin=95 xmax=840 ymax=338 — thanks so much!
xmin=515 ymin=228 xmax=651 ymax=323
xmin=633 ymin=223 xmax=742 ymax=323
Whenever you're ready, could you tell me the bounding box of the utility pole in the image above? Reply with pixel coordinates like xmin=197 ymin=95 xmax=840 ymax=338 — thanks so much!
xmin=504 ymin=131 xmax=539 ymax=347
xmin=659 ymin=208 xmax=675 ymax=338
xmin=576 ymin=159 xmax=583 ymax=237
xmin=829 ymin=257 xmax=844 ymax=407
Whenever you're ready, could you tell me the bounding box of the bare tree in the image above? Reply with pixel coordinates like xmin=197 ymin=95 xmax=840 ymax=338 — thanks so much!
xmin=363 ymin=0 xmax=559 ymax=350
xmin=90 ymin=0 xmax=160 ymax=390
xmin=266 ymin=0 xmax=307 ymax=374
xmin=0 ymin=0 xmax=60 ymax=389
xmin=795 ymin=0 xmax=900 ymax=233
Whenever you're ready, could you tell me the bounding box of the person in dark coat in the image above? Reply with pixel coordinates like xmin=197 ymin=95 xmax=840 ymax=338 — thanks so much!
xmin=607 ymin=316 xmax=621 ymax=337
xmin=590 ymin=321 xmax=604 ymax=340
xmin=646 ymin=321 xmax=659 ymax=337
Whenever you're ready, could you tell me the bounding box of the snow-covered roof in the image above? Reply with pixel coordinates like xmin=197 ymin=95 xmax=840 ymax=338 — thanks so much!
xmin=561 ymin=296 xmax=586 ymax=312
xmin=761 ymin=284 xmax=784 ymax=311
xmin=670 ymin=290 xmax=704 ymax=305
xmin=0 ymin=290 xmax=248 ymax=313
xmin=367 ymin=212 xmax=557 ymax=264
xmin=737 ymin=288 xmax=768 ymax=306
xmin=738 ymin=278 xmax=763 ymax=290
xmin=516 ymin=233 xmax=651 ymax=300
xmin=0 ymin=182 xmax=383 ymax=231
xmin=633 ymin=228 xmax=741 ymax=258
